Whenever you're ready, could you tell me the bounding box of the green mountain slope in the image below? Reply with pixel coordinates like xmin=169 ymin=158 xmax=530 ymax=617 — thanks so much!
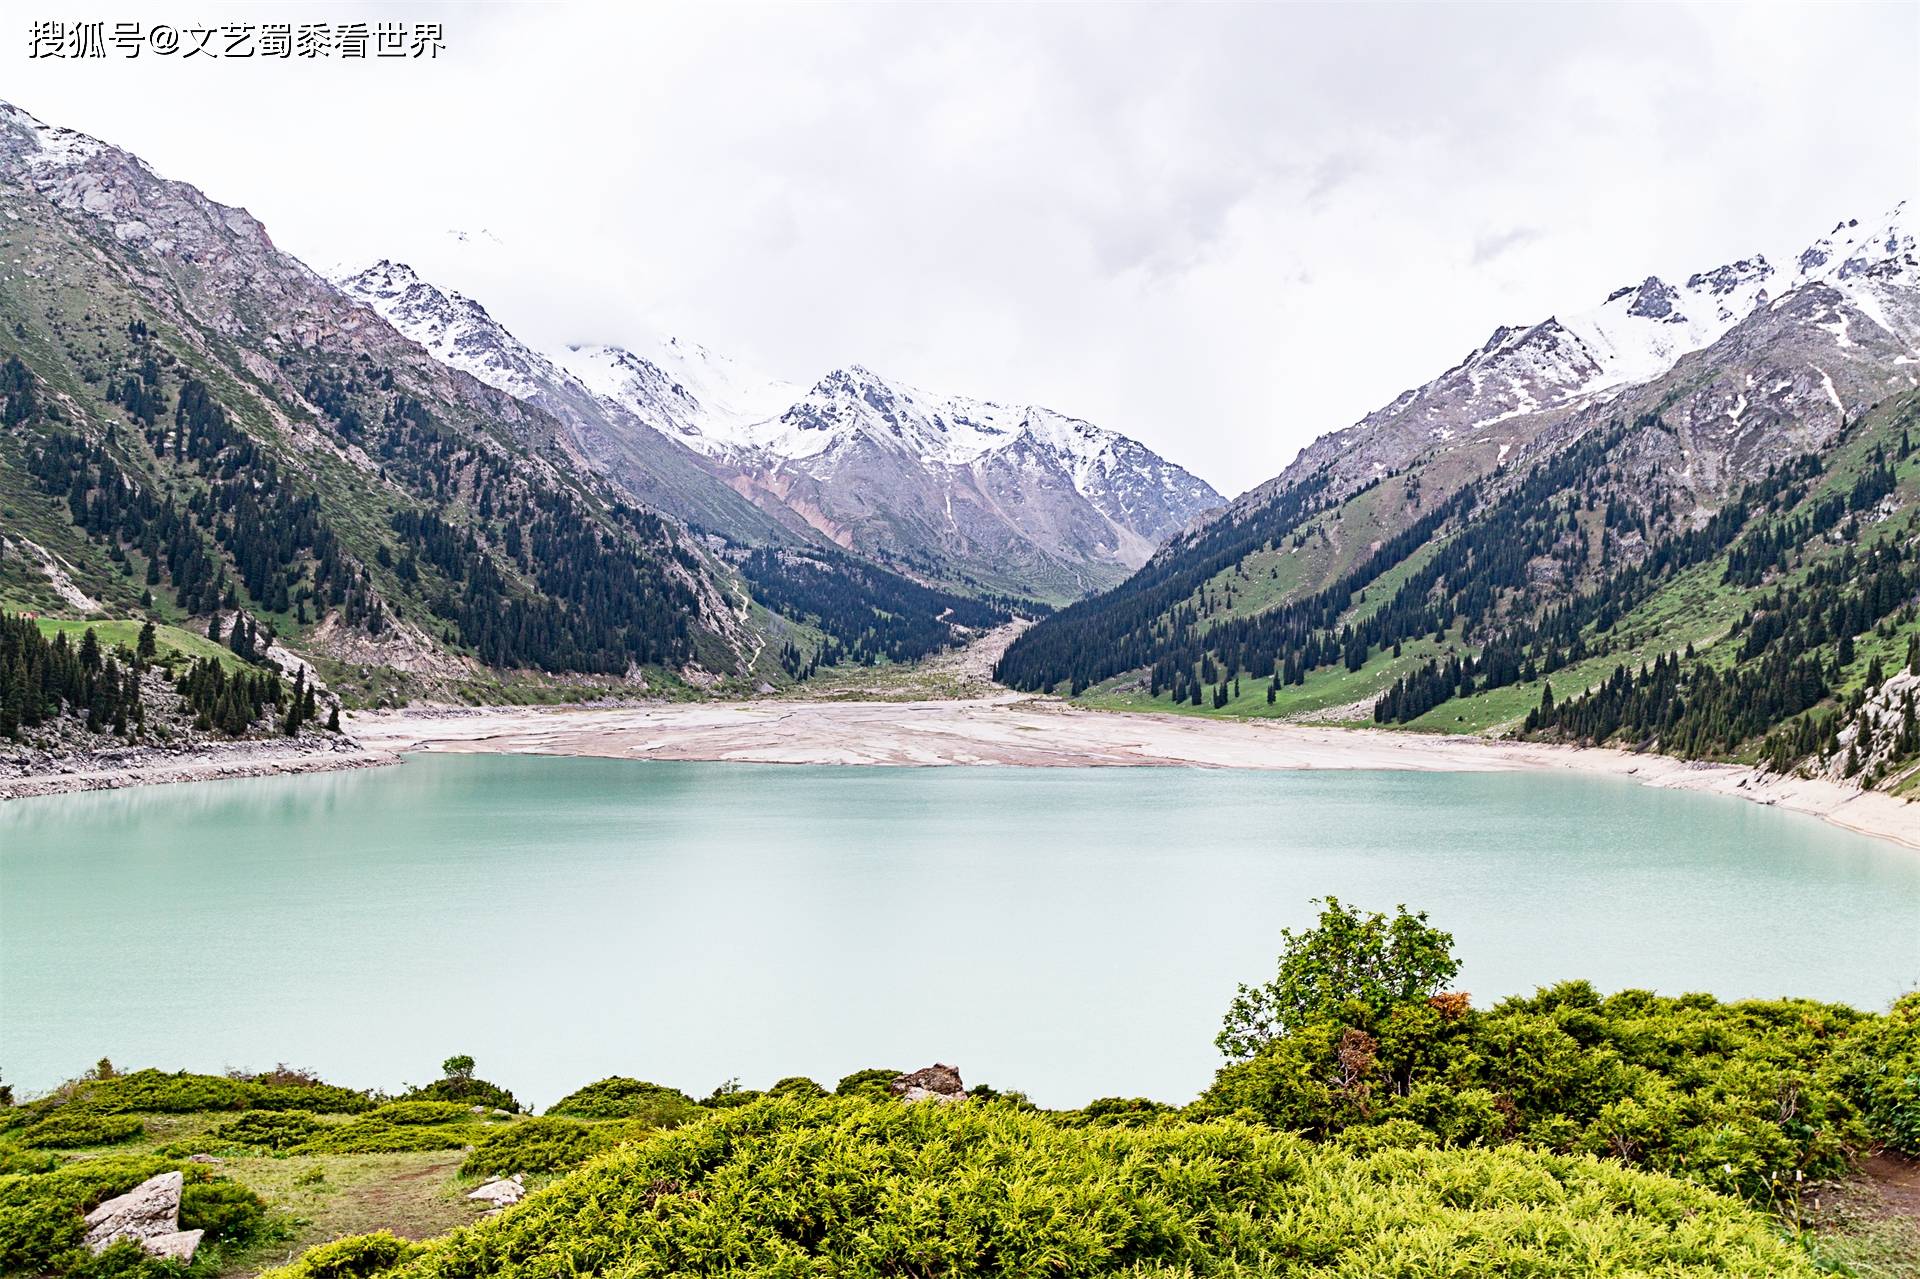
xmin=1000 ymin=212 xmax=1920 ymax=791
xmin=0 ymin=100 xmax=1028 ymax=745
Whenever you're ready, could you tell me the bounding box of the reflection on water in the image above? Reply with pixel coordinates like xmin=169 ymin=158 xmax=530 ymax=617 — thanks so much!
xmin=4 ymin=756 xmax=1917 ymax=1107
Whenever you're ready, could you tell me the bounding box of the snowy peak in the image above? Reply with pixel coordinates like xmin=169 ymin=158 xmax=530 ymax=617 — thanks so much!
xmin=336 ymin=259 xmax=559 ymax=402
xmin=555 ymin=338 xmax=794 ymax=458
xmin=1795 ymin=203 xmax=1918 ymax=305
xmin=0 ymin=101 xmax=111 ymax=170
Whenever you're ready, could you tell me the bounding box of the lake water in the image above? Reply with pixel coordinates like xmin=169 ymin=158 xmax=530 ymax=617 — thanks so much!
xmin=4 ymin=755 xmax=1919 ymax=1109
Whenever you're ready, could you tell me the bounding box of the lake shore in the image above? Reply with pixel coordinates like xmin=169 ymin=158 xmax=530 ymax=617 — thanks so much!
xmin=8 ymin=692 xmax=1915 ymax=851
xmin=0 ymin=736 xmax=388 ymax=801
xmin=346 ymin=695 xmax=1920 ymax=852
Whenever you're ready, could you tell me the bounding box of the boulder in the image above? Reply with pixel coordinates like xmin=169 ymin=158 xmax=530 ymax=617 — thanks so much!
xmin=467 ymin=1174 xmax=525 ymax=1207
xmin=84 ymin=1171 xmax=200 ymax=1261
xmin=143 ymin=1230 xmax=206 ymax=1263
xmin=890 ymin=1064 xmax=967 ymax=1103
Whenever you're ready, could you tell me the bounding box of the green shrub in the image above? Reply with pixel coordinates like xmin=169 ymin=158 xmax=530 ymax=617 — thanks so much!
xmin=1063 ymin=1097 xmax=1176 ymax=1128
xmin=461 ymin=1118 xmax=611 ymax=1178
xmin=262 ymin=1231 xmax=425 ymax=1279
xmin=208 ymin=1110 xmax=324 ymax=1152
xmin=315 ymin=1096 xmax=1820 ymax=1278
xmin=65 ymin=1070 xmax=251 ymax=1114
xmin=21 ymin=1111 xmax=145 ymax=1149
xmin=248 ymin=1084 xmax=375 ymax=1115
xmin=399 ymin=1059 xmax=519 ymax=1115
xmin=365 ymin=1102 xmax=474 ymax=1126
xmin=831 ymin=1068 xmax=899 ymax=1102
xmin=767 ymin=1076 xmax=827 ymax=1100
xmin=1830 ymin=990 xmax=1920 ymax=1154
xmin=0 ymin=1141 xmax=58 ymax=1175
xmin=1200 ymin=907 xmax=1900 ymax=1204
xmin=180 ymin=1180 xmax=268 ymax=1244
xmin=545 ymin=1077 xmax=699 ymax=1126
xmin=293 ymin=1120 xmax=481 ymax=1156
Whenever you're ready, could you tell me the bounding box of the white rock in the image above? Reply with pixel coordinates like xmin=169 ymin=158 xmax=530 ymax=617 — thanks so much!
xmin=466 ymin=1175 xmax=526 ymax=1206
xmin=84 ymin=1171 xmax=186 ymax=1255
xmin=84 ymin=1172 xmax=182 ymax=1247
xmin=142 ymin=1230 xmax=205 ymax=1263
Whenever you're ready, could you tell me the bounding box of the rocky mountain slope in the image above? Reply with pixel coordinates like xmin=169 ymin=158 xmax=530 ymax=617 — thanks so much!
xmin=0 ymin=98 xmax=780 ymax=713
xmin=340 ymin=256 xmax=1221 ymax=603
xmin=566 ymin=343 xmax=1223 ymax=601
xmin=1238 ymin=204 xmax=1916 ymax=512
xmin=0 ymin=97 xmax=1040 ymax=750
xmin=999 ymin=203 xmax=1920 ymax=793
xmin=333 ymin=261 xmax=805 ymax=546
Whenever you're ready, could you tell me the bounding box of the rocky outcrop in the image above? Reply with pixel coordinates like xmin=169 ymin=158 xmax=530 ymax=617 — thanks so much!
xmin=83 ymin=1171 xmax=203 ymax=1263
xmin=466 ymin=1175 xmax=526 ymax=1207
xmin=890 ymin=1064 xmax=967 ymax=1103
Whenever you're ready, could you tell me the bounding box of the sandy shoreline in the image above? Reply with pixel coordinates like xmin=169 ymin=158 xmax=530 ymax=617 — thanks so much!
xmin=7 ymin=694 xmax=1916 ymax=851
xmin=347 ymin=695 xmax=1920 ymax=852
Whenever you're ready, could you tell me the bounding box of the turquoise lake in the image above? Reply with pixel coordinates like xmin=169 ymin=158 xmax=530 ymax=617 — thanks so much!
xmin=4 ymin=755 xmax=1918 ymax=1108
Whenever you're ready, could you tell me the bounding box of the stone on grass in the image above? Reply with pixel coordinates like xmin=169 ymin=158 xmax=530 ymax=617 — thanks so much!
xmin=143 ymin=1230 xmax=206 ymax=1263
xmin=84 ymin=1171 xmax=201 ymax=1261
xmin=467 ymin=1174 xmax=526 ymax=1206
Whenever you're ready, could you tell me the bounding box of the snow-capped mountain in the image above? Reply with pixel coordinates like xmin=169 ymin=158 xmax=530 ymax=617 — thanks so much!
xmin=334 ymin=262 xmax=804 ymax=546
xmin=562 ymin=344 xmax=1223 ymax=597
xmin=338 ymin=261 xmax=1221 ymax=600
xmin=339 ymin=260 xmax=563 ymax=403
xmin=1251 ymin=202 xmax=1917 ymax=507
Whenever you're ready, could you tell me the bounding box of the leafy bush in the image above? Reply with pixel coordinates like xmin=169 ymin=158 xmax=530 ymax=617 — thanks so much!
xmin=399 ymin=1079 xmax=518 ymax=1114
xmin=248 ymin=1084 xmax=375 ymax=1115
xmin=1217 ymin=898 xmax=1460 ymax=1061
xmin=20 ymin=1111 xmax=145 ymax=1149
xmin=767 ymin=1076 xmax=827 ymax=1100
xmin=395 ymin=1058 xmax=519 ymax=1115
xmin=1062 ymin=1097 xmax=1176 ymax=1128
xmin=27 ymin=1067 xmax=374 ymax=1121
xmin=180 ymin=1180 xmax=269 ymax=1244
xmin=1830 ymin=990 xmax=1920 ymax=1154
xmin=831 ymin=1069 xmax=899 ymax=1102
xmin=545 ymin=1078 xmax=698 ymax=1126
xmin=366 ymin=1102 xmax=474 ymax=1126
xmin=461 ymin=1119 xmax=610 ymax=1178
xmin=312 ymin=1096 xmax=1820 ymax=1278
xmin=208 ymin=1110 xmax=324 ymax=1152
xmin=293 ymin=1119 xmax=482 ymax=1156
xmin=0 ymin=1141 xmax=58 ymax=1175
xmin=264 ymin=1231 xmax=425 ymax=1279
xmin=62 ymin=1070 xmax=252 ymax=1114
xmin=1201 ymin=909 xmax=1890 ymax=1201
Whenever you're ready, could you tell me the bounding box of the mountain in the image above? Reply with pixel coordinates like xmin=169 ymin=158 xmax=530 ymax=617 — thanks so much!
xmin=561 ymin=343 xmax=1224 ymax=601
xmin=333 ymin=261 xmax=805 ymax=547
xmin=1246 ymin=206 xmax=1915 ymax=510
xmin=999 ymin=203 xmax=1920 ymax=792
xmin=0 ymin=96 xmax=1042 ymax=751
xmin=338 ymin=253 xmax=1222 ymax=604
xmin=0 ymin=98 xmax=811 ymax=728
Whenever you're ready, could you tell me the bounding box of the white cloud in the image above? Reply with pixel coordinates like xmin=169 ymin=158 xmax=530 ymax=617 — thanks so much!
xmin=9 ymin=0 xmax=1915 ymax=494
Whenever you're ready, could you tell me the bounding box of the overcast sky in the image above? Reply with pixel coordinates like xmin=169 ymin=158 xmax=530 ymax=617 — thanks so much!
xmin=10 ymin=1 xmax=1918 ymax=494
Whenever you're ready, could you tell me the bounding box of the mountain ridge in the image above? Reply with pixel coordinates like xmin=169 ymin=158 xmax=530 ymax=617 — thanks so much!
xmin=998 ymin=200 xmax=1920 ymax=797
xmin=340 ymin=258 xmax=1224 ymax=602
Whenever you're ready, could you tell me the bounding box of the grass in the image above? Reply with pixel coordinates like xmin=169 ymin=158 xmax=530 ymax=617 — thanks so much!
xmin=32 ymin=617 xmax=254 ymax=672
xmin=4 ymin=1101 xmax=626 ymax=1278
xmin=1079 ymin=634 xmax=1454 ymax=722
